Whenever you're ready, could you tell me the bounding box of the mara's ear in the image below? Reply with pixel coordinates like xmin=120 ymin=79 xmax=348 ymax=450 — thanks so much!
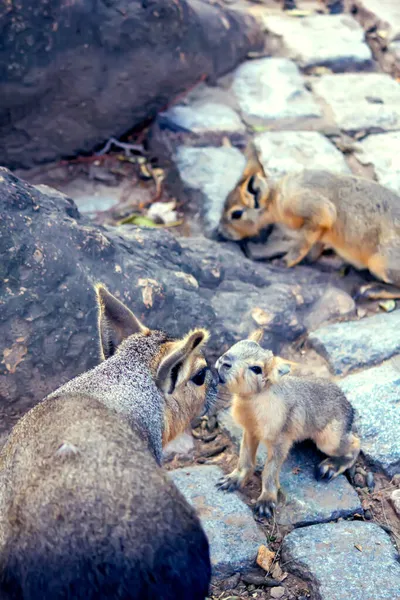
xmin=248 ymin=329 xmax=264 ymax=344
xmin=156 ymin=329 xmax=209 ymax=394
xmin=95 ymin=284 xmax=149 ymax=360
xmin=242 ymin=142 xmax=266 ymax=180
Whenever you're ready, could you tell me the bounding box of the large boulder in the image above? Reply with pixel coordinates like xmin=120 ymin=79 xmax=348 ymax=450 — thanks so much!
xmin=0 ymin=168 xmax=358 ymax=438
xmin=0 ymin=0 xmax=263 ymax=169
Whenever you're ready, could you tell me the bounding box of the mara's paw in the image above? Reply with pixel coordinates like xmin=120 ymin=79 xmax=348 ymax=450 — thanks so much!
xmin=254 ymin=498 xmax=276 ymax=519
xmin=216 ymin=472 xmax=243 ymax=493
xmin=315 ymin=459 xmax=338 ymax=482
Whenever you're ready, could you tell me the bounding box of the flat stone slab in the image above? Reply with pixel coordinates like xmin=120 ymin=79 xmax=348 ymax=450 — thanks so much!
xmin=254 ymin=131 xmax=350 ymax=179
xmin=313 ymin=73 xmax=400 ymax=133
xmin=355 ymin=131 xmax=400 ymax=194
xmin=232 ymin=58 xmax=322 ymax=125
xmin=218 ymin=409 xmax=361 ymax=527
xmin=174 ymin=145 xmax=246 ymax=234
xmin=308 ymin=310 xmax=400 ymax=375
xmin=339 ymin=362 xmax=400 ymax=476
xmin=161 ymin=101 xmax=245 ymax=135
xmin=282 ymin=521 xmax=400 ymax=600
xmin=170 ymin=465 xmax=265 ymax=577
xmin=264 ymin=14 xmax=372 ymax=71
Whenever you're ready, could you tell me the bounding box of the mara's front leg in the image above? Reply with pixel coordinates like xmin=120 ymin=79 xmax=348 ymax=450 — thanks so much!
xmin=284 ymin=228 xmax=324 ymax=268
xmin=255 ymin=438 xmax=292 ymax=518
xmin=217 ymin=430 xmax=259 ymax=492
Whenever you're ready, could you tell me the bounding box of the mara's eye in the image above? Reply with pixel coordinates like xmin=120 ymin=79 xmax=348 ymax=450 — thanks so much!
xmin=230 ymin=209 xmax=243 ymax=220
xmin=191 ymin=367 xmax=208 ymax=386
xmin=249 ymin=365 xmax=262 ymax=375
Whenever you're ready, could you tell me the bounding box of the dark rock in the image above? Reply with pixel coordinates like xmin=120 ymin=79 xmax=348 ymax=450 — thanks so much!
xmin=0 ymin=0 xmax=263 ymax=168
xmin=220 ymin=573 xmax=240 ymax=591
xmin=353 ymin=473 xmax=366 ymax=488
xmin=282 ymin=521 xmax=400 ymax=600
xmin=0 ymin=168 xmax=371 ymax=437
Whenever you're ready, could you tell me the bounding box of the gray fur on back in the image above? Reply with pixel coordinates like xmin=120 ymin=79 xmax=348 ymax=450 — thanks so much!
xmin=49 ymin=330 xmax=168 ymax=463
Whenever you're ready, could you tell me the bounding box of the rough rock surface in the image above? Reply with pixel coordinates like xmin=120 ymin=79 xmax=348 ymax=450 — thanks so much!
xmin=313 ymin=73 xmax=400 ymax=133
xmin=282 ymin=521 xmax=400 ymax=600
xmin=218 ymin=409 xmax=362 ymax=527
xmin=254 ymin=131 xmax=351 ymax=179
xmin=339 ymin=361 xmax=400 ymax=476
xmin=355 ymin=131 xmax=400 ymax=193
xmin=0 ymin=168 xmax=358 ymax=437
xmin=0 ymin=0 xmax=263 ymax=169
xmin=170 ymin=465 xmax=265 ymax=577
xmin=232 ymin=58 xmax=322 ymax=126
xmin=308 ymin=311 xmax=400 ymax=374
xmin=353 ymin=0 xmax=400 ymax=43
xmin=263 ymin=14 xmax=373 ymax=72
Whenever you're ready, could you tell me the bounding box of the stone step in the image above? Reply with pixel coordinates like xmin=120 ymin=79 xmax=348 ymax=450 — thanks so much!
xmin=218 ymin=409 xmax=361 ymax=527
xmin=232 ymin=57 xmax=322 ymax=127
xmin=262 ymin=14 xmax=373 ymax=72
xmin=339 ymin=361 xmax=400 ymax=477
xmin=254 ymin=130 xmax=351 ymax=180
xmin=308 ymin=310 xmax=400 ymax=375
xmin=170 ymin=465 xmax=266 ymax=578
xmin=313 ymin=72 xmax=400 ymax=134
xmin=282 ymin=520 xmax=400 ymax=600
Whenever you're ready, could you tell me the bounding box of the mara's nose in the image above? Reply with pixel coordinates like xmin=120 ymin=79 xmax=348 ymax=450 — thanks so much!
xmin=215 ymin=355 xmax=232 ymax=384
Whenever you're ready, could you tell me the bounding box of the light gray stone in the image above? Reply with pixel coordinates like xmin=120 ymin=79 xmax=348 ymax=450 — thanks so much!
xmin=355 ymin=131 xmax=400 ymax=194
xmin=218 ymin=409 xmax=361 ymax=527
xmin=170 ymin=465 xmax=265 ymax=577
xmin=263 ymin=14 xmax=372 ymax=71
xmin=161 ymin=102 xmax=245 ymax=135
xmin=174 ymin=146 xmax=246 ymax=233
xmin=313 ymin=73 xmax=400 ymax=133
xmin=339 ymin=361 xmax=400 ymax=476
xmin=282 ymin=521 xmax=400 ymax=600
xmin=308 ymin=310 xmax=400 ymax=375
xmin=232 ymin=58 xmax=322 ymax=125
xmin=254 ymin=131 xmax=351 ymax=179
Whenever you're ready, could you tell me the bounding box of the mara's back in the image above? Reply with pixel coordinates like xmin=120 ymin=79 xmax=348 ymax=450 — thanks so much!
xmin=0 ymin=393 xmax=210 ymax=600
xmin=295 ymin=170 xmax=400 ymax=229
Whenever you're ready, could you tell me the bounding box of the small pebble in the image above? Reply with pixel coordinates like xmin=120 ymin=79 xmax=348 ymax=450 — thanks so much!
xmin=353 ymin=473 xmax=365 ymax=488
xmin=355 ymin=466 xmax=367 ymax=476
xmin=390 ymin=489 xmax=400 ymax=518
xmin=366 ymin=472 xmax=375 ymax=490
xmin=221 ymin=573 xmax=240 ymax=590
xmin=364 ymin=509 xmax=372 ymax=520
xmin=271 ymin=587 xmax=285 ymax=599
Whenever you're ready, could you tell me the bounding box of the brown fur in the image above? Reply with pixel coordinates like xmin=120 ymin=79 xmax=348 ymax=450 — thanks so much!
xmin=0 ymin=286 xmax=214 ymax=600
xmin=219 ymin=145 xmax=400 ymax=299
xmin=215 ymin=332 xmax=360 ymax=518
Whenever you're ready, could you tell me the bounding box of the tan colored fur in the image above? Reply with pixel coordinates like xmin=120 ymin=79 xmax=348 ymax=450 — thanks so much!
xmin=219 ymin=146 xmax=400 ymax=299
xmin=215 ymin=333 xmax=360 ymax=517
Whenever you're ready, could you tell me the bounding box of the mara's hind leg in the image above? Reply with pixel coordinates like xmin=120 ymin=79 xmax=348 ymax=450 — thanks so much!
xmin=359 ymin=248 xmax=400 ymax=300
xmin=314 ymin=422 xmax=360 ymax=482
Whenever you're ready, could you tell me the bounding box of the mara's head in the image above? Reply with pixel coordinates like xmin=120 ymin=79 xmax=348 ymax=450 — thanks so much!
xmin=215 ymin=330 xmax=292 ymax=396
xmin=218 ymin=144 xmax=273 ymax=242
xmin=96 ymin=284 xmax=216 ymax=443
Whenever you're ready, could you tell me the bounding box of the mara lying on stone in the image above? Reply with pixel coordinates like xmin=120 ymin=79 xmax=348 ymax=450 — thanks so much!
xmin=215 ymin=330 xmax=360 ymax=518
xmin=218 ymin=144 xmax=400 ymax=300
xmin=0 ymin=285 xmax=216 ymax=600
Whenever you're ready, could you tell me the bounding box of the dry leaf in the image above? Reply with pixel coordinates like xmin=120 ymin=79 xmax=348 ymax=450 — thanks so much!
xmin=354 ymin=544 xmax=363 ymax=552
xmin=256 ymin=545 xmax=275 ymax=572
